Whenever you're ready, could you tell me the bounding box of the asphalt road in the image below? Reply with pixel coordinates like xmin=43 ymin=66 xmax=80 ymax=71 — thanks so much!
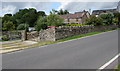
xmin=2 ymin=30 xmax=118 ymax=69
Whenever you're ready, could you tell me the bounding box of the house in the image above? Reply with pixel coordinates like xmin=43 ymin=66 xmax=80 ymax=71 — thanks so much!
xmin=92 ymin=9 xmax=118 ymax=17
xmin=60 ymin=10 xmax=90 ymax=24
xmin=92 ymin=1 xmax=120 ymax=16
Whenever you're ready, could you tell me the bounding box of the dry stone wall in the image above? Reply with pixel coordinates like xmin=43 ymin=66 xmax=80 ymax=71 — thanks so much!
xmin=54 ymin=25 xmax=117 ymax=40
xmin=28 ymin=25 xmax=117 ymax=41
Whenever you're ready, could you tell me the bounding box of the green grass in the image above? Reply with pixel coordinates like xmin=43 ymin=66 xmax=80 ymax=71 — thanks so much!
xmin=57 ymin=29 xmax=113 ymax=42
xmin=115 ymin=64 xmax=120 ymax=71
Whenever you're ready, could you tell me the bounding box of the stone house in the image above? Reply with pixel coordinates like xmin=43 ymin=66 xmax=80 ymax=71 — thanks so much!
xmin=92 ymin=2 xmax=120 ymax=16
xmin=60 ymin=10 xmax=90 ymax=24
xmin=92 ymin=9 xmax=118 ymax=17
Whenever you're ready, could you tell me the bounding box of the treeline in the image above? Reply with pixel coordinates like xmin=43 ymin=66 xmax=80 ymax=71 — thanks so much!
xmin=1 ymin=8 xmax=120 ymax=32
xmin=1 ymin=8 xmax=69 ymax=31
xmin=85 ymin=13 xmax=120 ymax=26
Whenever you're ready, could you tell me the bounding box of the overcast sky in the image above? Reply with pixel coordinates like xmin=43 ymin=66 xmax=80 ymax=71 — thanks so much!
xmin=0 ymin=0 xmax=119 ymax=16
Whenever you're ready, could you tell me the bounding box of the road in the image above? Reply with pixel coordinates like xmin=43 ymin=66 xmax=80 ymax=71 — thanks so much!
xmin=2 ymin=30 xmax=118 ymax=69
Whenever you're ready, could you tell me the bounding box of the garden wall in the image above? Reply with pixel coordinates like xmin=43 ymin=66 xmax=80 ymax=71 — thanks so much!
xmin=2 ymin=30 xmax=26 ymax=41
xmin=37 ymin=25 xmax=117 ymax=41
xmin=55 ymin=25 xmax=117 ymax=40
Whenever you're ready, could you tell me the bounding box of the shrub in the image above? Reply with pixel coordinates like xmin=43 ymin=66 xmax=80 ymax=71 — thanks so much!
xmin=100 ymin=13 xmax=114 ymax=25
xmin=85 ymin=15 xmax=103 ymax=26
xmin=17 ymin=23 xmax=29 ymax=31
xmin=2 ymin=21 xmax=15 ymax=31
xmin=2 ymin=35 xmax=9 ymax=41
xmin=46 ymin=14 xmax=64 ymax=26
xmin=35 ymin=16 xmax=48 ymax=31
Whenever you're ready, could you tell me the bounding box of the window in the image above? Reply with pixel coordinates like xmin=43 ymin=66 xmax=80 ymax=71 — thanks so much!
xmin=76 ymin=18 xmax=78 ymax=21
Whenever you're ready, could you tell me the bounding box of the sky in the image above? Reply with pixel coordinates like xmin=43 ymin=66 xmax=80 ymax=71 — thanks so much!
xmin=0 ymin=0 xmax=119 ymax=16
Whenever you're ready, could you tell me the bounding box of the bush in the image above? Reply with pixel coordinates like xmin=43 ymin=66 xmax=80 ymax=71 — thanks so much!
xmin=35 ymin=16 xmax=48 ymax=31
xmin=70 ymin=23 xmax=85 ymax=26
xmin=41 ymin=24 xmax=48 ymax=30
xmin=17 ymin=23 xmax=29 ymax=31
xmin=2 ymin=35 xmax=9 ymax=41
xmin=2 ymin=21 xmax=15 ymax=31
xmin=46 ymin=14 xmax=64 ymax=26
xmin=100 ymin=13 xmax=114 ymax=25
xmin=35 ymin=23 xmax=48 ymax=31
xmin=85 ymin=15 xmax=103 ymax=26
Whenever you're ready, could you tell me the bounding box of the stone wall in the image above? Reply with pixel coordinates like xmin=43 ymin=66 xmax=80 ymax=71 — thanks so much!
xmin=38 ymin=28 xmax=55 ymax=41
xmin=55 ymin=25 xmax=117 ymax=40
xmin=27 ymin=25 xmax=117 ymax=41
xmin=27 ymin=31 xmax=39 ymax=41
xmin=55 ymin=25 xmax=94 ymax=40
xmin=2 ymin=30 xmax=25 ymax=41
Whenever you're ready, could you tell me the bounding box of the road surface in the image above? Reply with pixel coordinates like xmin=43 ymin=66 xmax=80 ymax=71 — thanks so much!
xmin=2 ymin=30 xmax=118 ymax=69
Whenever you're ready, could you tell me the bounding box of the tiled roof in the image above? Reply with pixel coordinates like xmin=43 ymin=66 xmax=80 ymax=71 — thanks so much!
xmin=92 ymin=9 xmax=118 ymax=15
xmin=60 ymin=12 xmax=86 ymax=19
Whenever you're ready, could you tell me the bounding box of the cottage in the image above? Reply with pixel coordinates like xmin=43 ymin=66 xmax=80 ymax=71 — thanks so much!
xmin=60 ymin=10 xmax=90 ymax=24
xmin=92 ymin=9 xmax=118 ymax=17
xmin=92 ymin=2 xmax=120 ymax=16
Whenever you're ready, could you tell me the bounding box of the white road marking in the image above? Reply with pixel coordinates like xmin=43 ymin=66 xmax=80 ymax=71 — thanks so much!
xmin=99 ymin=53 xmax=120 ymax=70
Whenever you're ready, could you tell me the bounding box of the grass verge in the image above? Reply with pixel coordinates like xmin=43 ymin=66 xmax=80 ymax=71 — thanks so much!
xmin=115 ymin=64 xmax=120 ymax=71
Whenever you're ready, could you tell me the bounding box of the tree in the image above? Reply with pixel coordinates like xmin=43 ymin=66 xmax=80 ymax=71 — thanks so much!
xmin=17 ymin=23 xmax=29 ymax=31
xmin=100 ymin=13 xmax=114 ymax=25
xmin=113 ymin=13 xmax=120 ymax=25
xmin=50 ymin=9 xmax=58 ymax=14
xmin=2 ymin=21 xmax=15 ymax=31
xmin=13 ymin=8 xmax=39 ymax=27
xmin=46 ymin=14 xmax=64 ymax=26
xmin=2 ymin=14 xmax=12 ymax=23
xmin=64 ymin=10 xmax=69 ymax=14
xmin=35 ymin=16 xmax=48 ymax=31
xmin=58 ymin=9 xmax=64 ymax=15
xmin=85 ymin=15 xmax=103 ymax=26
xmin=37 ymin=11 xmax=46 ymax=17
xmin=50 ymin=9 xmax=69 ymax=15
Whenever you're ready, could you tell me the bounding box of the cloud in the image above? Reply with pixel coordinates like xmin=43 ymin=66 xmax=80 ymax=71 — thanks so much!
xmin=58 ymin=2 xmax=118 ymax=13
xmin=2 ymin=0 xmax=119 ymax=2
xmin=1 ymin=2 xmax=53 ymax=16
xmin=0 ymin=1 xmax=119 ymax=16
xmin=2 ymin=5 xmax=16 ymax=13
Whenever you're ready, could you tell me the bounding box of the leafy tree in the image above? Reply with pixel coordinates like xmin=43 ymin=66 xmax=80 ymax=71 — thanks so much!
xmin=35 ymin=16 xmax=48 ymax=31
xmin=50 ymin=9 xmax=69 ymax=15
xmin=2 ymin=21 xmax=15 ymax=31
xmin=17 ymin=23 xmax=29 ymax=31
xmin=46 ymin=14 xmax=64 ymax=26
xmin=100 ymin=13 xmax=114 ymax=25
xmin=37 ymin=11 xmax=46 ymax=17
xmin=113 ymin=13 xmax=120 ymax=25
xmin=2 ymin=14 xmax=12 ymax=23
xmin=13 ymin=8 xmax=39 ymax=27
xmin=50 ymin=9 xmax=58 ymax=14
xmin=85 ymin=15 xmax=103 ymax=26
xmin=64 ymin=10 xmax=69 ymax=14
xmin=58 ymin=9 xmax=64 ymax=15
